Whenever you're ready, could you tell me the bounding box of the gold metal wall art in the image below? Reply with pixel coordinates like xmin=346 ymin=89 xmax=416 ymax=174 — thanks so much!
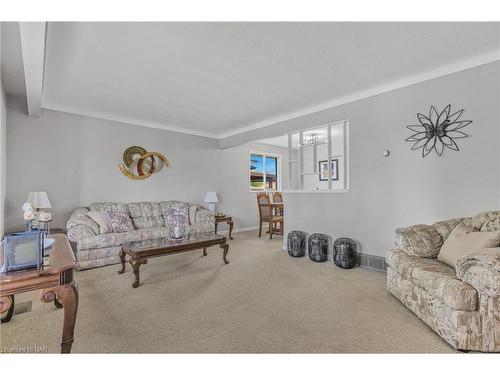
xmin=119 ymin=146 xmax=171 ymax=180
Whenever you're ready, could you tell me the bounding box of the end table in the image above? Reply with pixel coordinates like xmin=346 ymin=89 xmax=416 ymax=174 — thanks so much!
xmin=215 ymin=215 xmax=234 ymax=240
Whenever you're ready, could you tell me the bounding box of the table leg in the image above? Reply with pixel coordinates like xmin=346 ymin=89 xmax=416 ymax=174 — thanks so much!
xmin=40 ymin=281 xmax=79 ymax=354
xmin=118 ymin=249 xmax=127 ymax=274
xmin=131 ymin=259 xmax=147 ymax=288
xmin=0 ymin=295 xmax=15 ymax=324
xmin=215 ymin=221 xmax=219 ymax=234
xmin=220 ymin=243 xmax=230 ymax=264
xmin=54 ymin=298 xmax=63 ymax=309
xmin=203 ymin=247 xmax=207 ymax=256
xmin=228 ymin=220 xmax=234 ymax=240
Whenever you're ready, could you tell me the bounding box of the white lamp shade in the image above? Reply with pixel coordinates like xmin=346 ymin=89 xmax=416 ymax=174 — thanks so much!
xmin=204 ymin=191 xmax=219 ymax=203
xmin=27 ymin=192 xmax=52 ymax=209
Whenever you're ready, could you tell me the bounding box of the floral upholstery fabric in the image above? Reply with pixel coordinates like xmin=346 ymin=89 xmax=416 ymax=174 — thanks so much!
xmin=471 ymin=211 xmax=500 ymax=231
xmin=388 ymin=210 xmax=500 ymax=352
xmin=89 ymin=202 xmax=130 ymax=214
xmin=386 ymin=250 xmax=477 ymax=310
xmin=395 ymin=224 xmax=443 ymax=258
xmin=432 ymin=218 xmax=467 ymax=242
xmin=105 ymin=208 xmax=135 ymax=233
xmin=128 ymin=202 xmax=164 ymax=229
xmin=66 ymin=208 xmax=99 ymax=242
xmin=456 ymin=248 xmax=500 ymax=297
xmin=66 ymin=200 xmax=214 ymax=270
xmin=387 ymin=267 xmax=483 ymax=351
xmin=163 ymin=206 xmax=189 ymax=226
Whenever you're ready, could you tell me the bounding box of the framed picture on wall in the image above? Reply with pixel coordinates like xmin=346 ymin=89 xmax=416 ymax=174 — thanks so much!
xmin=318 ymin=159 xmax=339 ymax=181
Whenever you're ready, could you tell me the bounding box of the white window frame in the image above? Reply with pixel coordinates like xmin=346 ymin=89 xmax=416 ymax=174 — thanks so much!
xmin=248 ymin=150 xmax=282 ymax=192
xmin=285 ymin=120 xmax=350 ymax=194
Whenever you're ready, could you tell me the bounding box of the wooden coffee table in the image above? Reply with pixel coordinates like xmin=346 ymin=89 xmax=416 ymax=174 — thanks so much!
xmin=118 ymin=233 xmax=229 ymax=288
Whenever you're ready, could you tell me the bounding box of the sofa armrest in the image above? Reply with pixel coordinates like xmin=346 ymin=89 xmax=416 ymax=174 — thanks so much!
xmin=395 ymin=224 xmax=443 ymax=258
xmin=456 ymin=248 xmax=500 ymax=297
xmin=195 ymin=209 xmax=215 ymax=226
xmin=66 ymin=208 xmax=99 ymax=242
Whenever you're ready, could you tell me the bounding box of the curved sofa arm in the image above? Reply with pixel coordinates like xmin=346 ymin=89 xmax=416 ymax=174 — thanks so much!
xmin=195 ymin=207 xmax=215 ymax=227
xmin=66 ymin=208 xmax=99 ymax=242
xmin=456 ymin=248 xmax=500 ymax=297
xmin=394 ymin=224 xmax=443 ymax=258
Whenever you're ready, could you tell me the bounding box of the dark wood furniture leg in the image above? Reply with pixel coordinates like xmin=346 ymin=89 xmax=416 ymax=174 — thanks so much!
xmin=0 ymin=295 xmax=15 ymax=324
xmin=40 ymin=280 xmax=79 ymax=354
xmin=215 ymin=222 xmax=219 ymax=234
xmin=221 ymin=243 xmax=230 ymax=264
xmin=131 ymin=259 xmax=147 ymax=288
xmin=118 ymin=249 xmax=127 ymax=274
xmin=228 ymin=220 xmax=234 ymax=240
xmin=203 ymin=247 xmax=207 ymax=256
xmin=269 ymin=220 xmax=273 ymax=239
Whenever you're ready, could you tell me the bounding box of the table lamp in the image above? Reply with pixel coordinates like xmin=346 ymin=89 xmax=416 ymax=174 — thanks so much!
xmin=204 ymin=191 xmax=219 ymax=213
xmin=27 ymin=192 xmax=52 ymax=211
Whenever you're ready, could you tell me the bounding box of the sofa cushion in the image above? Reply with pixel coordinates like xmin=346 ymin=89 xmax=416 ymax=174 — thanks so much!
xmin=395 ymin=224 xmax=443 ymax=258
xmin=88 ymin=210 xmax=112 ymax=234
xmin=437 ymin=223 xmax=500 ymax=268
xmin=89 ymin=202 xmax=129 ymax=214
xmin=189 ymin=205 xmax=198 ymax=225
xmin=128 ymin=202 xmax=165 ymax=229
xmin=77 ymin=227 xmax=172 ymax=250
xmin=432 ymin=218 xmax=466 ymax=242
xmin=471 ymin=211 xmax=500 ymax=231
xmin=386 ymin=249 xmax=478 ymax=311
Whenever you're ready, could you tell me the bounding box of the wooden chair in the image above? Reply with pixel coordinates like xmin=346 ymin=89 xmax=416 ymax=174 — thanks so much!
xmin=257 ymin=192 xmax=284 ymax=239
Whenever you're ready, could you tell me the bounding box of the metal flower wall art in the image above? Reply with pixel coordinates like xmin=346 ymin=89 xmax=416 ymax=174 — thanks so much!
xmin=405 ymin=105 xmax=472 ymax=157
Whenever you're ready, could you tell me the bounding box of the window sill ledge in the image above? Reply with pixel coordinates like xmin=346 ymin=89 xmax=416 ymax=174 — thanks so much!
xmin=282 ymin=189 xmax=349 ymax=194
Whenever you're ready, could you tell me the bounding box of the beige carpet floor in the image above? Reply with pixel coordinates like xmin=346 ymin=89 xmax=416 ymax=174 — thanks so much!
xmin=0 ymin=230 xmax=455 ymax=353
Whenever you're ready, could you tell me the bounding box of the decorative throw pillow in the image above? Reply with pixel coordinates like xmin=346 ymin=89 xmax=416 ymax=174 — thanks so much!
xmin=105 ymin=208 xmax=135 ymax=233
xmin=395 ymin=224 xmax=443 ymax=258
xmin=437 ymin=223 xmax=500 ymax=269
xmin=188 ymin=205 xmax=198 ymax=225
xmin=88 ymin=210 xmax=112 ymax=234
xmin=432 ymin=218 xmax=466 ymax=242
xmin=163 ymin=206 xmax=190 ymax=226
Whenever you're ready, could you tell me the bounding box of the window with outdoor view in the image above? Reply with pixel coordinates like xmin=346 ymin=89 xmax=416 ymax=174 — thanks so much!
xmin=249 ymin=152 xmax=280 ymax=191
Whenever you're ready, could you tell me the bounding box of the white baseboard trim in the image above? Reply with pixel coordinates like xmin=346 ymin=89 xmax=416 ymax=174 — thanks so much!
xmin=217 ymin=226 xmax=258 ymax=235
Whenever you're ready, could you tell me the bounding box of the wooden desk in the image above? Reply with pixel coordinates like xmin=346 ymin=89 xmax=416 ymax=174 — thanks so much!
xmin=0 ymin=234 xmax=79 ymax=353
xmin=214 ymin=215 xmax=234 ymax=240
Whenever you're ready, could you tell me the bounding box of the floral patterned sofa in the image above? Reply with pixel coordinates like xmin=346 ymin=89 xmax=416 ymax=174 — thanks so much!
xmin=386 ymin=211 xmax=500 ymax=352
xmin=66 ymin=201 xmax=214 ymax=270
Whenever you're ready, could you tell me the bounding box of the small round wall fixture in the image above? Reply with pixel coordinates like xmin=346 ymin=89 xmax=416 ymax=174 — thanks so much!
xmin=333 ymin=238 xmax=358 ymax=269
xmin=382 ymin=150 xmax=390 ymax=157
xmin=308 ymin=233 xmax=329 ymax=262
xmin=287 ymin=231 xmax=307 ymax=257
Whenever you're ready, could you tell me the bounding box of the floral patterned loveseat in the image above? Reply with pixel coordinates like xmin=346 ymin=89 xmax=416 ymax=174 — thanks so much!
xmin=66 ymin=201 xmax=214 ymax=270
xmin=386 ymin=211 xmax=500 ymax=352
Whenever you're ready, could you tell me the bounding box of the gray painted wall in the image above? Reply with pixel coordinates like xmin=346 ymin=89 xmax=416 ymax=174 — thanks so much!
xmin=5 ymin=99 xmax=221 ymax=231
xmin=221 ymin=62 xmax=500 ymax=257
xmin=4 ymin=100 xmax=289 ymax=233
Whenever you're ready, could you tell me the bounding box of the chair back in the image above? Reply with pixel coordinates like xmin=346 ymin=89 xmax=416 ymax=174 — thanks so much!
xmin=257 ymin=192 xmax=271 ymax=220
xmin=272 ymin=192 xmax=283 ymax=203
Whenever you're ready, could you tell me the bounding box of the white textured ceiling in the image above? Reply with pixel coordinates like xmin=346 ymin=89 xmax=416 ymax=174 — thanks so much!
xmin=4 ymin=22 xmax=500 ymax=138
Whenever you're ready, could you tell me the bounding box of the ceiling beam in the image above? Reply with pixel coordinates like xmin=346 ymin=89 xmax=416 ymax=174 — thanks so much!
xmin=19 ymin=22 xmax=46 ymax=117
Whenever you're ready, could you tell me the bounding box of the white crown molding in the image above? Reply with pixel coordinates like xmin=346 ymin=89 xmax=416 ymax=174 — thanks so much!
xmin=40 ymin=103 xmax=218 ymax=139
xmin=41 ymin=51 xmax=499 ymax=141
xmin=217 ymin=50 xmax=500 ymax=139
